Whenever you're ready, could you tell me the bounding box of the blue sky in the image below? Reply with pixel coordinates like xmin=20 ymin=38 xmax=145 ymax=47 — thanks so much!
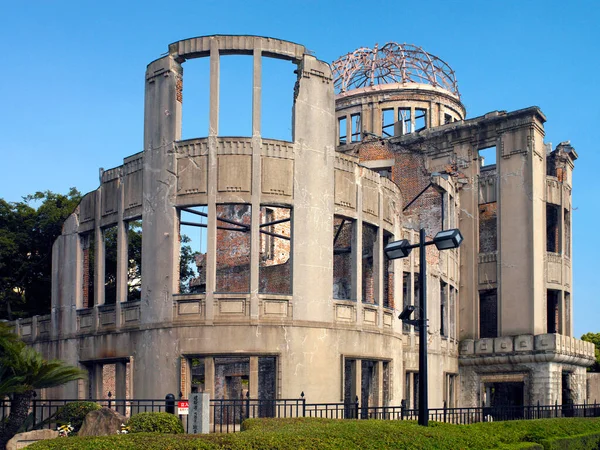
xmin=0 ymin=0 xmax=598 ymax=337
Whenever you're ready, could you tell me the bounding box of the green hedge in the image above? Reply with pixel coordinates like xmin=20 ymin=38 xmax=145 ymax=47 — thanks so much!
xmin=127 ymin=412 xmax=184 ymax=434
xmin=28 ymin=417 xmax=600 ymax=450
xmin=55 ymin=401 xmax=101 ymax=432
xmin=540 ymin=431 xmax=600 ymax=450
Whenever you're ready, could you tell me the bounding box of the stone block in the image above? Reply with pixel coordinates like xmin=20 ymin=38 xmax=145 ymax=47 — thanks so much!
xmin=535 ymin=333 xmax=558 ymax=351
xmin=475 ymin=338 xmax=494 ymax=354
xmin=515 ymin=335 xmax=534 ymax=352
xmin=494 ymin=336 xmax=513 ymax=353
xmin=7 ymin=429 xmax=59 ymax=449
xmin=78 ymin=407 xmax=127 ymax=437
xmin=459 ymin=339 xmax=474 ymax=355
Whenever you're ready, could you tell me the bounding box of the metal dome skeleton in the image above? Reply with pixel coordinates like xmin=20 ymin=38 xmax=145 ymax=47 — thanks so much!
xmin=332 ymin=43 xmax=460 ymax=97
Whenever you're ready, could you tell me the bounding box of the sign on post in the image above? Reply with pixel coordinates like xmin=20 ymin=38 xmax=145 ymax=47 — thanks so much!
xmin=177 ymin=400 xmax=189 ymax=415
xmin=188 ymin=393 xmax=210 ymax=434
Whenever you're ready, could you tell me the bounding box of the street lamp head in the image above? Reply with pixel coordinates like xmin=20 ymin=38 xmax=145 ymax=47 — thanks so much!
xmin=433 ymin=229 xmax=463 ymax=250
xmin=398 ymin=305 xmax=416 ymax=321
xmin=384 ymin=239 xmax=412 ymax=260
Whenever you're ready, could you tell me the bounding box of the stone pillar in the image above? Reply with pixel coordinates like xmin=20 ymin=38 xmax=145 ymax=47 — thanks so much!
xmin=249 ymin=356 xmax=259 ymax=398
xmin=115 ymin=182 xmax=127 ymax=328
xmin=91 ymin=364 xmax=104 ymax=399
xmin=376 ymin=360 xmax=384 ymax=407
xmin=352 ymin=359 xmax=362 ymax=406
xmin=94 ymin=189 xmax=105 ymax=307
xmin=115 ymin=361 xmax=127 ymax=415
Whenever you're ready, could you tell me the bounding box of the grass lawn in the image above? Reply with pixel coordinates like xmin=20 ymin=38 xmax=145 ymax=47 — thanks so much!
xmin=28 ymin=417 xmax=600 ymax=449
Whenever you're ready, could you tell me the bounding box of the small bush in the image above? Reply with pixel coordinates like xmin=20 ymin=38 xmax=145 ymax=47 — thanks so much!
xmin=127 ymin=412 xmax=184 ymax=434
xmin=55 ymin=401 xmax=100 ymax=432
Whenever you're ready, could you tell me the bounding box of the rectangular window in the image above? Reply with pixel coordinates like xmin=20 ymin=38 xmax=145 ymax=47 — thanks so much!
xmin=127 ymin=220 xmax=142 ymax=302
xmin=362 ymin=224 xmax=377 ymax=304
xmin=216 ymin=204 xmax=251 ymax=293
xmin=479 ymin=203 xmax=498 ymax=253
xmin=179 ymin=206 xmax=207 ymax=294
xmin=444 ymin=113 xmax=453 ymax=124
xmin=383 ymin=233 xmax=394 ymax=309
xmin=480 ymin=289 xmax=498 ymax=338
xmin=81 ymin=233 xmax=95 ymax=308
xmin=413 ymin=272 xmax=420 ymax=332
xmin=547 ymin=289 xmax=561 ymax=334
xmin=405 ymin=372 xmax=411 ymax=408
xmin=564 ymin=209 xmax=570 ymax=257
xmin=104 ymin=225 xmax=118 ymax=305
xmin=399 ymin=108 xmax=412 ymax=134
xmin=449 ymin=286 xmax=456 ymax=339
xmin=382 ymin=109 xmax=395 ymax=137
xmin=565 ymin=292 xmax=571 ymax=336
xmin=334 ymin=217 xmax=354 ymax=300
xmin=413 ymin=373 xmax=420 ymax=410
xmin=440 ymin=281 xmax=448 ymax=338
xmin=338 ymin=116 xmax=347 ymax=145
xmin=351 ymin=114 xmax=361 ymax=142
xmin=478 ymin=147 xmax=497 ymax=167
xmin=445 ymin=373 xmax=457 ymax=407
xmin=547 ymin=204 xmax=560 ymax=253
xmin=402 ymin=272 xmax=411 ymax=333
xmin=415 ymin=108 xmax=427 ymax=131
xmin=259 ymin=207 xmax=291 ymax=295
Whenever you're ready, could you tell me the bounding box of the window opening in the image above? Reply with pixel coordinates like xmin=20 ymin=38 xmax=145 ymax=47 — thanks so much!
xmin=478 ymin=146 xmax=497 ymax=167
xmin=564 ymin=209 xmax=571 ymax=257
xmin=178 ymin=206 xmax=207 ymax=294
xmin=413 ymin=272 xmax=420 ymax=332
xmin=103 ymin=225 xmax=118 ymax=305
xmin=479 ymin=289 xmax=498 ymax=338
xmin=351 ymin=114 xmax=361 ymax=142
xmin=219 ymin=55 xmax=253 ymax=136
xmin=214 ymin=357 xmax=250 ymax=400
xmin=259 ymin=206 xmax=291 ymax=294
xmin=405 ymin=372 xmax=411 ymax=408
xmin=261 ymin=57 xmax=294 ymax=141
xmin=413 ymin=373 xmax=419 ymax=410
xmin=181 ymin=57 xmax=210 ymax=140
xmin=82 ymin=232 xmax=95 ymax=308
xmin=415 ymin=108 xmax=427 ymax=131
xmin=399 ymin=108 xmax=412 ymax=134
xmin=127 ymin=220 xmax=142 ymax=302
xmin=449 ymin=286 xmax=456 ymax=339
xmin=402 ymin=272 xmax=411 ymax=333
xmin=479 ymin=202 xmax=498 ymax=253
xmin=565 ymin=293 xmax=571 ymax=336
xmin=216 ymin=204 xmax=251 ymax=293
xmin=360 ymin=360 xmax=376 ymax=417
xmin=547 ymin=290 xmax=561 ymax=334
xmin=362 ymin=224 xmax=377 ymax=304
xmin=374 ymin=167 xmax=392 ymax=180
xmin=546 ymin=204 xmax=560 ymax=253
xmin=333 ymin=217 xmax=354 ymax=300
xmin=440 ymin=281 xmax=448 ymax=337
xmin=381 ymin=109 xmax=395 ymax=137
xmin=444 ymin=113 xmax=453 ymax=124
xmin=344 ymin=359 xmax=358 ymax=418
xmin=383 ymin=362 xmax=390 ymax=406
xmin=383 ymin=233 xmax=394 ymax=309
xmin=258 ymin=357 xmax=277 ymax=417
xmin=338 ymin=116 xmax=347 ymax=145
xmin=191 ymin=358 xmax=205 ymax=393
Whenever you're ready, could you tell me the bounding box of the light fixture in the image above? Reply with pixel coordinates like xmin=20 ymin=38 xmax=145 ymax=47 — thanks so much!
xmin=433 ymin=229 xmax=463 ymax=250
xmin=384 ymin=239 xmax=412 ymax=260
xmin=398 ymin=305 xmax=415 ymax=321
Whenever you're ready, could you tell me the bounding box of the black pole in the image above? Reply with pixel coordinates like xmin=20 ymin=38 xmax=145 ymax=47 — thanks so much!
xmin=418 ymin=227 xmax=428 ymax=426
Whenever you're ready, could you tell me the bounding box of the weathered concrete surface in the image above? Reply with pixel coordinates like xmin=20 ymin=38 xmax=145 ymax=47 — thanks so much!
xmin=7 ymin=429 xmax=59 ymax=449
xmin=78 ymin=407 xmax=127 ymax=437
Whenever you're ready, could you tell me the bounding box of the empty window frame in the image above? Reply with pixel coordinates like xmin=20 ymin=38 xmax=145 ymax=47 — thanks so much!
xmin=261 ymin=56 xmax=295 ymax=142
xmin=440 ymin=281 xmax=448 ymax=338
xmin=179 ymin=206 xmax=207 ymax=294
xmin=181 ymin=57 xmax=210 ymax=140
xmin=127 ymin=220 xmax=142 ymax=302
xmin=103 ymin=225 xmax=118 ymax=305
xmin=218 ymin=55 xmax=253 ymax=137
xmin=479 ymin=289 xmax=498 ymax=338
xmin=444 ymin=113 xmax=453 ymax=124
xmin=259 ymin=206 xmax=291 ymax=295
xmin=351 ymin=114 xmax=361 ymax=142
xmin=81 ymin=232 xmax=95 ymax=308
xmin=478 ymin=147 xmax=497 ymax=167
xmin=564 ymin=209 xmax=571 ymax=257
xmin=398 ymin=108 xmax=412 ymax=134
xmin=214 ymin=356 xmax=250 ymax=400
xmin=445 ymin=373 xmax=457 ymax=407
xmin=383 ymin=232 xmax=394 ymax=309
xmin=338 ymin=116 xmax=347 ymax=145
xmin=413 ymin=272 xmax=420 ymax=331
xmin=216 ymin=204 xmax=251 ymax=293
xmin=333 ymin=217 xmax=354 ymax=300
xmin=362 ymin=224 xmax=377 ymax=304
xmin=565 ymin=292 xmax=571 ymax=336
xmin=415 ymin=108 xmax=427 ymax=132
xmin=547 ymin=289 xmax=561 ymax=334
xmin=402 ymin=272 xmax=411 ymax=333
xmin=479 ymin=202 xmax=498 ymax=253
xmin=449 ymin=286 xmax=456 ymax=340
xmin=546 ymin=204 xmax=560 ymax=253
xmin=381 ymin=109 xmax=395 ymax=137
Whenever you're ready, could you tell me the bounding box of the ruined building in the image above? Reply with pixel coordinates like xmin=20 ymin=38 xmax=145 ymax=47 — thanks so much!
xmin=14 ymin=36 xmax=594 ymax=411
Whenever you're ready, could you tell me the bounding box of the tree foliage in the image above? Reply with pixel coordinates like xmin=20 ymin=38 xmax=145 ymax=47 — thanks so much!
xmin=0 ymin=322 xmax=86 ymax=447
xmin=0 ymin=189 xmax=81 ymax=319
xmin=581 ymin=332 xmax=600 ymax=372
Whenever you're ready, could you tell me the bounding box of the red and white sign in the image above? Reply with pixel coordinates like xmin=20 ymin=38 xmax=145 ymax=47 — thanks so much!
xmin=177 ymin=400 xmax=189 ymax=415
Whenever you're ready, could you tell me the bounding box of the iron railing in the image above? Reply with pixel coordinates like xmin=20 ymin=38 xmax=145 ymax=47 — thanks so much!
xmin=2 ymin=392 xmax=599 ymax=434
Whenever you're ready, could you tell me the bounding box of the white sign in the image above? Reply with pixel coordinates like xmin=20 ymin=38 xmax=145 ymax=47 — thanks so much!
xmin=178 ymin=400 xmax=189 ymax=415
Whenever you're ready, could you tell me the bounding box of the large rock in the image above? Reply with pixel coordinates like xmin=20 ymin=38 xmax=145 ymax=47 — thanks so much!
xmin=78 ymin=407 xmax=127 ymax=437
xmin=7 ymin=429 xmax=59 ymax=449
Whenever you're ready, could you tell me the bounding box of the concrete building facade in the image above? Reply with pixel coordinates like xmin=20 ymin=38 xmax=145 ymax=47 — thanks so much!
xmin=13 ymin=36 xmax=595 ymax=412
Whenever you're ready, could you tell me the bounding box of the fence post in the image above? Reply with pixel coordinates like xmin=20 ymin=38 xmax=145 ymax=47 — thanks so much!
xmin=108 ymin=391 xmax=112 ymax=410
xmin=443 ymin=400 xmax=447 ymax=423
xmin=584 ymin=400 xmax=587 ymax=418
xmin=301 ymin=392 xmax=306 ymax=418
xmin=400 ymin=399 xmax=405 ymax=420
xmin=355 ymin=395 xmax=359 ymax=420
xmin=555 ymin=399 xmax=558 ymax=418
xmin=245 ymin=391 xmax=250 ymax=420
xmin=537 ymin=400 xmax=540 ymax=419
xmin=165 ymin=393 xmax=175 ymax=414
xmin=31 ymin=391 xmax=37 ymax=430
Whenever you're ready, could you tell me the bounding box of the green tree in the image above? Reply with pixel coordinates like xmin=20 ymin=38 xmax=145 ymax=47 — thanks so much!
xmin=0 ymin=323 xmax=85 ymax=447
xmin=0 ymin=189 xmax=81 ymax=319
xmin=581 ymin=332 xmax=600 ymax=372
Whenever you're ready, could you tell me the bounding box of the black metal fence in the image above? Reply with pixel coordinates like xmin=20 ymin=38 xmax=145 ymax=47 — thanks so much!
xmin=2 ymin=393 xmax=600 ymax=435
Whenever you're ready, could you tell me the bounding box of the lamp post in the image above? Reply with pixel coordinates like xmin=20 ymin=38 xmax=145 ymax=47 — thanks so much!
xmin=384 ymin=227 xmax=463 ymax=426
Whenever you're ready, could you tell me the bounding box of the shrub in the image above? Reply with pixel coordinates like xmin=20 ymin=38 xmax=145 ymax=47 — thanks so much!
xmin=127 ymin=412 xmax=184 ymax=434
xmin=55 ymin=401 xmax=100 ymax=432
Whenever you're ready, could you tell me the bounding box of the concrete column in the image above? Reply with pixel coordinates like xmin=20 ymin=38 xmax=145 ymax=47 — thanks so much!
xmin=355 ymin=183 xmax=364 ymax=324
xmin=204 ymin=356 xmax=215 ymax=399
xmin=91 ymin=364 xmax=104 ymax=399
xmin=116 ymin=181 xmax=128 ymax=306
xmin=376 ymin=360 xmax=384 ymax=407
xmin=352 ymin=359 xmax=362 ymax=405
xmin=375 ymin=222 xmax=384 ymax=328
xmin=346 ymin=114 xmax=352 ymax=144
xmin=250 ymin=48 xmax=262 ymax=320
xmin=291 ymin=55 xmax=335 ymax=322
xmin=209 ymin=40 xmax=220 ymax=136
xmin=249 ymin=356 xmax=259 ymax=398
xmin=115 ymin=361 xmax=127 ymax=414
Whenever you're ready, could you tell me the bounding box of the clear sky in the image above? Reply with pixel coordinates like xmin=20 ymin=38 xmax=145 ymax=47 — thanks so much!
xmin=0 ymin=0 xmax=598 ymax=337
